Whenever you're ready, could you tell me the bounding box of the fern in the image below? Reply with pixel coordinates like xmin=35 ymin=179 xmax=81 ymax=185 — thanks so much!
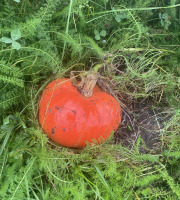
xmin=156 ymin=164 xmax=180 ymax=198
xmin=0 ymin=60 xmax=24 ymax=112
xmin=0 ymin=74 xmax=24 ymax=87
xmin=163 ymin=150 xmax=180 ymax=159
xmin=0 ymin=61 xmax=23 ymax=78
xmin=0 ymin=90 xmax=22 ymax=109
xmin=85 ymin=36 xmax=104 ymax=57
xmin=135 ymin=174 xmax=162 ymax=187
xmin=0 ymin=61 xmax=24 ymax=87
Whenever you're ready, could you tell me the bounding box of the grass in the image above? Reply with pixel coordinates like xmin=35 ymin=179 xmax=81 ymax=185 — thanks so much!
xmin=0 ymin=0 xmax=180 ymax=199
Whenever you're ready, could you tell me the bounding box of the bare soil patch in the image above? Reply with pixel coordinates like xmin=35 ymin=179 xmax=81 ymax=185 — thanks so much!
xmin=114 ymin=98 xmax=173 ymax=153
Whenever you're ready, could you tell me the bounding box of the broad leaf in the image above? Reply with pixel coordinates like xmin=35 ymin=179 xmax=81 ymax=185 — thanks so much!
xmin=11 ymin=29 xmax=21 ymax=41
xmin=95 ymin=34 xmax=100 ymax=40
xmin=0 ymin=37 xmax=12 ymax=43
xmin=4 ymin=116 xmax=10 ymax=125
xmin=100 ymin=30 xmax=106 ymax=37
xmin=119 ymin=13 xmax=127 ymax=19
xmin=115 ymin=15 xmax=121 ymax=23
xmin=159 ymin=13 xmax=162 ymax=19
xmin=160 ymin=19 xmax=164 ymax=27
xmin=94 ymin=29 xmax=99 ymax=35
xmin=12 ymin=41 xmax=21 ymax=50
xmin=162 ymin=13 xmax=169 ymax=20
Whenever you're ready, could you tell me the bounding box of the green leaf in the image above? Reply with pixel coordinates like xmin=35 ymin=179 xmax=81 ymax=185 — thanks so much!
xmin=11 ymin=29 xmax=21 ymax=41
xmin=14 ymin=0 xmax=20 ymax=2
xmin=162 ymin=13 xmax=169 ymax=20
xmin=86 ymin=37 xmax=104 ymax=57
xmin=12 ymin=41 xmax=21 ymax=50
xmin=95 ymin=34 xmax=100 ymax=40
xmin=0 ymin=130 xmax=12 ymax=157
xmin=0 ymin=74 xmax=24 ymax=87
xmin=0 ymin=37 xmax=12 ymax=43
xmin=4 ymin=116 xmax=10 ymax=125
xmin=119 ymin=13 xmax=127 ymax=19
xmin=100 ymin=30 xmax=106 ymax=37
xmin=94 ymin=29 xmax=99 ymax=35
xmin=161 ymin=19 xmax=164 ymax=27
xmin=115 ymin=15 xmax=121 ymax=23
xmin=159 ymin=13 xmax=162 ymax=19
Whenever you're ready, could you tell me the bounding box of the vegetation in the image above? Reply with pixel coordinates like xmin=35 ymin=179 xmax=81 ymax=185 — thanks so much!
xmin=0 ymin=0 xmax=179 ymax=199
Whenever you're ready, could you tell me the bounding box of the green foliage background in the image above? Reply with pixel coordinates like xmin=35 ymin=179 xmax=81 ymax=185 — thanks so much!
xmin=0 ymin=0 xmax=179 ymax=199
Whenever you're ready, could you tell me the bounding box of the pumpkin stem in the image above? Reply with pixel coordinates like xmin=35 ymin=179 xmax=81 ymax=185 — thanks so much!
xmin=70 ymin=71 xmax=99 ymax=98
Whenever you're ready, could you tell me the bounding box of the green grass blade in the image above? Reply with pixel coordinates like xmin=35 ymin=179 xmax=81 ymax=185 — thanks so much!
xmin=10 ymin=158 xmax=35 ymax=200
xmin=94 ymin=164 xmax=115 ymax=200
xmin=0 ymin=129 xmax=12 ymax=157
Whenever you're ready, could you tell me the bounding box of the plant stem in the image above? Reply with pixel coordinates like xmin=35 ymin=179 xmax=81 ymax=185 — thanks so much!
xmin=78 ymin=72 xmax=99 ymax=98
xmin=8 ymin=47 xmax=13 ymax=64
xmin=59 ymin=0 xmax=74 ymax=72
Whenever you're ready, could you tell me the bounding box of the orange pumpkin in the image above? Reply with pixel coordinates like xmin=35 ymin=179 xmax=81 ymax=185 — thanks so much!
xmin=39 ymin=78 xmax=121 ymax=148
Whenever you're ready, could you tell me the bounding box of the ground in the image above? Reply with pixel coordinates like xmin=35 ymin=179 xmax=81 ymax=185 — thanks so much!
xmin=114 ymin=97 xmax=173 ymax=153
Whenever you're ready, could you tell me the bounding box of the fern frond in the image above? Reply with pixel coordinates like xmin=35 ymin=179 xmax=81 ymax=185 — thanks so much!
xmin=0 ymin=94 xmax=22 ymax=109
xmin=0 ymin=74 xmax=24 ymax=87
xmin=156 ymin=164 xmax=180 ymax=198
xmin=163 ymin=150 xmax=180 ymax=159
xmin=52 ymin=31 xmax=82 ymax=52
xmin=135 ymin=174 xmax=162 ymax=187
xmin=0 ymin=61 xmax=23 ymax=78
xmin=85 ymin=36 xmax=104 ymax=57
xmin=19 ymin=18 xmax=41 ymax=39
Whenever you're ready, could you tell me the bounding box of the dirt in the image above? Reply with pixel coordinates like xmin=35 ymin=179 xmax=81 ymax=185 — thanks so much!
xmin=114 ymin=98 xmax=173 ymax=153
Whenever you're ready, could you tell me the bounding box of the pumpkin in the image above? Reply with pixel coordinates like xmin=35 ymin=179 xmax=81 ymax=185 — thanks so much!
xmin=39 ymin=76 xmax=121 ymax=148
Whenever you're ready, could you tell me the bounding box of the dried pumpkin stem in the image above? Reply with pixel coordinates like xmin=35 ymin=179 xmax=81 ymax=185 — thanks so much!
xmin=70 ymin=71 xmax=99 ymax=98
xmin=79 ymin=72 xmax=99 ymax=97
